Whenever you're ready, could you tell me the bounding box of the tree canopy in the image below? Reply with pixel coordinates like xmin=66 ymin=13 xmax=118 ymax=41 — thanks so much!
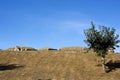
xmin=84 ymin=22 xmax=120 ymax=72
xmin=84 ymin=22 xmax=120 ymax=57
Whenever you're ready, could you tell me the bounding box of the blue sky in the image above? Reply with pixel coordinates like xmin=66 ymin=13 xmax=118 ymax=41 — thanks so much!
xmin=0 ymin=0 xmax=120 ymax=52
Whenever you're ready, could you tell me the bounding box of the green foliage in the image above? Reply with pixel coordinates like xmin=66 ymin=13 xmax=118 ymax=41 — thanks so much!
xmin=84 ymin=22 xmax=120 ymax=57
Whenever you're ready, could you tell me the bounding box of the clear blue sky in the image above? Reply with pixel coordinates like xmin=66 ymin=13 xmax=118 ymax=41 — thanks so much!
xmin=0 ymin=0 xmax=120 ymax=52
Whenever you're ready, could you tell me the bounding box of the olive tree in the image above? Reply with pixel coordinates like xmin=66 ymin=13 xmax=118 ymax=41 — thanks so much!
xmin=84 ymin=22 xmax=120 ymax=72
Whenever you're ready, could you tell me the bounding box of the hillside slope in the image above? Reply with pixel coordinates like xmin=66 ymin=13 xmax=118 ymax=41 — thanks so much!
xmin=0 ymin=51 xmax=120 ymax=80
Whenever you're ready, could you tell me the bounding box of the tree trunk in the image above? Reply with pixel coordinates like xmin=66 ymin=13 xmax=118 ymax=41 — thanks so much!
xmin=101 ymin=57 xmax=106 ymax=72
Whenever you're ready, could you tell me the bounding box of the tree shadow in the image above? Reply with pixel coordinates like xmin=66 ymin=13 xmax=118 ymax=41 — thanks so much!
xmin=0 ymin=63 xmax=24 ymax=71
xmin=105 ymin=60 xmax=120 ymax=73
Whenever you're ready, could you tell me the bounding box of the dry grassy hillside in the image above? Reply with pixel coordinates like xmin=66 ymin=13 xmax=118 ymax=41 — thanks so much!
xmin=0 ymin=50 xmax=120 ymax=80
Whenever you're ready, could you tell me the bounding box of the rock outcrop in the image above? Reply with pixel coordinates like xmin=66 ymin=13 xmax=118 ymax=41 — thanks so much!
xmin=39 ymin=48 xmax=57 ymax=51
xmin=7 ymin=46 xmax=37 ymax=51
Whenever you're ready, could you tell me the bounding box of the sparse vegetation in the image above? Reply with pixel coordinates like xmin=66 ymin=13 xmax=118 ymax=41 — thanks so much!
xmin=84 ymin=22 xmax=120 ymax=72
xmin=0 ymin=50 xmax=120 ymax=80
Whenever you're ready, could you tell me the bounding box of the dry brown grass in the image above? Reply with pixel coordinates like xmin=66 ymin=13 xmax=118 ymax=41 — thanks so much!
xmin=0 ymin=50 xmax=120 ymax=80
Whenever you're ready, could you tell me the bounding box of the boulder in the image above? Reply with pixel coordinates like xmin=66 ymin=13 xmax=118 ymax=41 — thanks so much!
xmin=7 ymin=48 xmax=15 ymax=51
xmin=39 ymin=48 xmax=57 ymax=51
xmin=7 ymin=46 xmax=37 ymax=51
xmin=59 ymin=46 xmax=84 ymax=51
xmin=21 ymin=47 xmax=37 ymax=51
